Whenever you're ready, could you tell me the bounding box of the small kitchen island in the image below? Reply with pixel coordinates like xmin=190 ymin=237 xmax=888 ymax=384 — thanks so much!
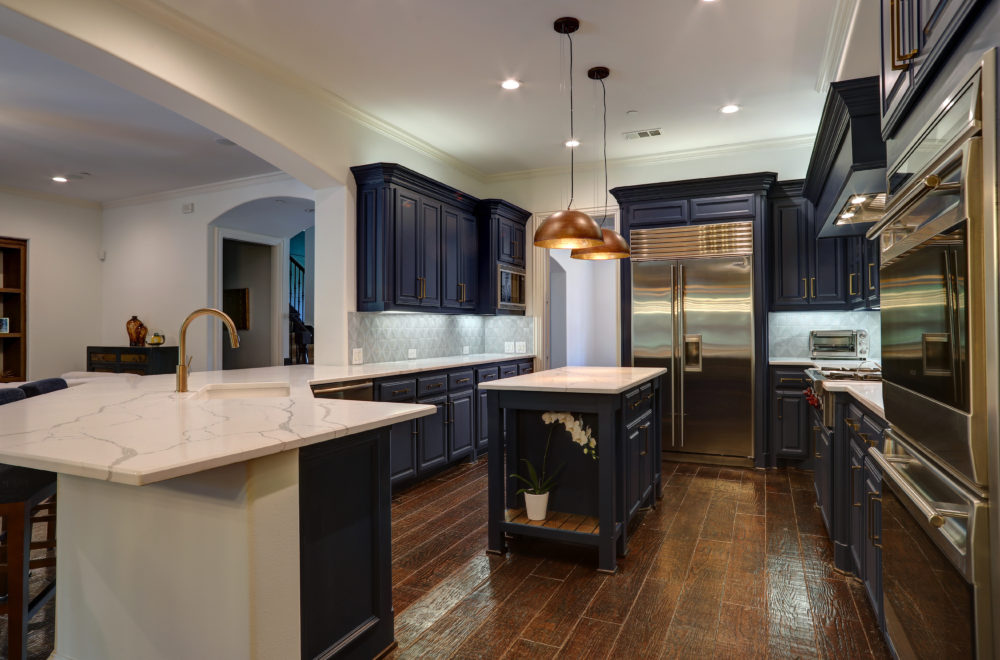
xmin=480 ymin=366 xmax=666 ymax=573
xmin=0 ymin=366 xmax=435 ymax=660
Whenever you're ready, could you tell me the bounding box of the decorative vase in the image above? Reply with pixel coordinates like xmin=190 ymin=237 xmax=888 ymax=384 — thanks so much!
xmin=149 ymin=332 xmax=165 ymax=346
xmin=524 ymin=492 xmax=549 ymax=521
xmin=126 ymin=316 xmax=148 ymax=347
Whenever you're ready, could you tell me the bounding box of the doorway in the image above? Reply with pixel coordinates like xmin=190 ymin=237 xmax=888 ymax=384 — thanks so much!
xmin=221 ymin=239 xmax=272 ymax=369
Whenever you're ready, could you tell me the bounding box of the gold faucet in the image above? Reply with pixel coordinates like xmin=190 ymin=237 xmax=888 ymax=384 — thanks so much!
xmin=176 ymin=307 xmax=240 ymax=392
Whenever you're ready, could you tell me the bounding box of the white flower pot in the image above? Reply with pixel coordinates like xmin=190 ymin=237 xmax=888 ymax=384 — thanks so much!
xmin=524 ymin=492 xmax=549 ymax=521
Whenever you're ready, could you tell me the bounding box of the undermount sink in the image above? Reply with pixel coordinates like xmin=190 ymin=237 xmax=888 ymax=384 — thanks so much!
xmin=188 ymin=381 xmax=291 ymax=400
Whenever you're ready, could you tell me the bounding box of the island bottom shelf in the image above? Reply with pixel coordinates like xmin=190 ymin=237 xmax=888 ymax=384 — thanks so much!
xmin=502 ymin=507 xmax=622 ymax=547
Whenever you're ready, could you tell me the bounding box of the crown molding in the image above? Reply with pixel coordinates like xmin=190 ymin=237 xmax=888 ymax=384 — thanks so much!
xmin=114 ymin=0 xmax=486 ymax=181
xmin=0 ymin=185 xmax=101 ymax=209
xmin=815 ymin=0 xmax=860 ymax=93
xmin=486 ymin=134 xmax=816 ymax=183
xmin=102 ymin=171 xmax=297 ymax=209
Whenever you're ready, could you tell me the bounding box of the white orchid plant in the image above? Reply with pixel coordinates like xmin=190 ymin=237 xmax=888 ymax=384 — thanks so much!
xmin=511 ymin=411 xmax=597 ymax=496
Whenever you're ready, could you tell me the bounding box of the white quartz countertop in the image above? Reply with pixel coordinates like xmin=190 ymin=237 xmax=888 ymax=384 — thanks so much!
xmin=769 ymin=358 xmax=882 ymax=369
xmin=0 ymin=365 xmax=442 ymax=486
xmin=478 ymin=366 xmax=667 ymax=394
xmin=820 ymin=380 xmax=885 ymax=418
xmin=304 ymin=352 xmax=534 ymax=383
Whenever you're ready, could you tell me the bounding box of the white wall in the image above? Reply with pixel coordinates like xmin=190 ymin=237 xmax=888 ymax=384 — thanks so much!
xmin=302 ymin=226 xmax=315 ymax=326
xmin=547 ymin=247 xmax=618 ymax=367
xmin=0 ymin=189 xmax=102 ymax=379
xmin=100 ymin=175 xmax=313 ymax=371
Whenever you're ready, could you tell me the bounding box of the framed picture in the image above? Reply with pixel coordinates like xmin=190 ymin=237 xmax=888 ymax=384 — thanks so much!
xmin=0 ymin=317 xmax=8 ymax=333
xmin=222 ymin=289 xmax=250 ymax=331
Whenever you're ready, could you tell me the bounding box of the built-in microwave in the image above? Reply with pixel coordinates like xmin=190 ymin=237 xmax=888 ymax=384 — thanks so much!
xmin=497 ymin=264 xmax=526 ymax=311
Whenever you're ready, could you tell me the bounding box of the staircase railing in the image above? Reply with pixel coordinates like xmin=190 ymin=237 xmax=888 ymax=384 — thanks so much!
xmin=290 ymin=256 xmax=305 ymax=319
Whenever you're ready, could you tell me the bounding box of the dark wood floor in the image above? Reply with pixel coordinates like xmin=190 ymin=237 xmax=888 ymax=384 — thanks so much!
xmin=388 ymin=458 xmax=890 ymax=659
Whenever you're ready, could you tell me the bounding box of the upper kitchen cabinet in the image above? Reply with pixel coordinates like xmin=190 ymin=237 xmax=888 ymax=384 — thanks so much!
xmin=476 ymin=200 xmax=531 ymax=316
xmin=352 ymin=163 xmax=480 ymax=314
xmin=880 ymin=0 xmax=987 ymax=138
xmin=770 ymin=182 xmax=850 ymax=310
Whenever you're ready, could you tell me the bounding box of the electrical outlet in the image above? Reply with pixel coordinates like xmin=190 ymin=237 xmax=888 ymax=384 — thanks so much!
xmin=515 ymin=341 xmax=526 ymax=354
xmin=352 ymin=348 xmax=363 ymax=365
xmin=408 ymin=348 xmax=417 ymax=359
xmin=463 ymin=345 xmax=470 ymax=355
xmin=504 ymin=341 xmax=514 ymax=353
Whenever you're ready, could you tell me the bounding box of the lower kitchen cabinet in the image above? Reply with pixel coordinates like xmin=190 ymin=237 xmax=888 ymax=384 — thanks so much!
xmin=863 ymin=456 xmax=883 ymax=623
xmin=448 ymin=389 xmax=474 ymax=460
xmin=770 ymin=367 xmax=809 ymax=459
xmin=389 ymin=419 xmax=418 ymax=483
xmin=417 ymin=394 xmax=448 ymax=472
xmin=625 ymin=410 xmax=655 ymax=520
xmin=849 ymin=436 xmax=866 ymax=575
xmin=812 ymin=413 xmax=833 ymax=536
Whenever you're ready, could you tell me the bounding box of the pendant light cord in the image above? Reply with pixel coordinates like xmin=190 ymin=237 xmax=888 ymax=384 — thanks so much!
xmin=600 ymin=77 xmax=608 ymax=228
xmin=567 ymin=32 xmax=575 ymax=211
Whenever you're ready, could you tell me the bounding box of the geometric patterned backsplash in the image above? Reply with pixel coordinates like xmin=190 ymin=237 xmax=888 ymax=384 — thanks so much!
xmin=768 ymin=310 xmax=882 ymax=360
xmin=348 ymin=312 xmax=535 ymax=364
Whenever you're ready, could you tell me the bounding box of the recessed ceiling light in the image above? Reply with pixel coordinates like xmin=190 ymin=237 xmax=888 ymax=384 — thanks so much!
xmin=501 ymin=79 xmax=521 ymax=90
xmin=52 ymin=176 xmax=68 ymax=183
xmin=850 ymin=195 xmax=868 ymax=205
xmin=565 ymin=139 xmax=580 ymax=148
xmin=720 ymin=104 xmax=741 ymax=114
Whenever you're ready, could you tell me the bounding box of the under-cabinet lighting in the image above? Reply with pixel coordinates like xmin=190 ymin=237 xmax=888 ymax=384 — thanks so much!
xmin=850 ymin=195 xmax=868 ymax=205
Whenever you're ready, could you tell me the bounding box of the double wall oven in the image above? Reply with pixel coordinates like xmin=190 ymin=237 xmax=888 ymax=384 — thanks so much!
xmin=868 ymin=50 xmax=997 ymax=658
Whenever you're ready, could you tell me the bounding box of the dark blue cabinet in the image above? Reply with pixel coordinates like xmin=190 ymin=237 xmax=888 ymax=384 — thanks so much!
xmin=448 ymin=389 xmax=474 ymax=460
xmin=863 ymin=456 xmax=883 ymax=622
xmin=864 ymin=237 xmax=881 ymax=309
xmin=770 ymin=184 xmax=850 ymax=310
xmin=880 ymin=0 xmax=987 ymax=137
xmin=417 ymin=394 xmax=448 ymax=472
xmin=772 ymin=376 xmax=809 ymax=458
xmin=389 ymin=418 xmax=417 ymax=483
xmin=476 ymin=200 xmax=531 ymax=316
xmin=443 ymin=210 xmax=477 ymax=310
xmin=812 ymin=409 xmax=834 ymax=537
xmin=846 ymin=237 xmax=866 ymax=309
xmin=355 ymin=163 xmax=521 ymax=315
xmin=625 ymin=410 xmax=655 ymax=520
xmin=849 ymin=437 xmax=866 ymax=575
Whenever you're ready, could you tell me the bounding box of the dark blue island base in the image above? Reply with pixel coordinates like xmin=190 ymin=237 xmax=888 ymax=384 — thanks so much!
xmin=485 ymin=376 xmax=663 ymax=573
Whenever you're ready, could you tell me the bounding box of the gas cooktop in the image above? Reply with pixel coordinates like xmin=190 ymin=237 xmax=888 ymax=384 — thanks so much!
xmin=807 ymin=364 xmax=882 ymax=382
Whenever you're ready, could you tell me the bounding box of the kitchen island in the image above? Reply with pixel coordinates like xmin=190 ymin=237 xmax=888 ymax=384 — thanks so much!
xmin=479 ymin=366 xmax=666 ymax=573
xmin=0 ymin=365 xmax=435 ymax=660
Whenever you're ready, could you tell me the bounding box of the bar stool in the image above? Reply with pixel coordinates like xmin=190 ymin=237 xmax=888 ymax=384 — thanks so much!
xmin=17 ymin=378 xmax=67 ymax=399
xmin=0 ymin=387 xmax=57 ymax=660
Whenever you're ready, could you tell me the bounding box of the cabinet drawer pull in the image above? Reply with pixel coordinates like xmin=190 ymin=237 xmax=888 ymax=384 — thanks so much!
xmin=779 ymin=377 xmax=803 ymax=384
xmin=630 ymin=399 xmax=643 ymax=410
xmin=392 ymin=388 xmax=410 ymax=396
xmin=868 ymin=492 xmax=883 ymax=549
xmin=427 ymin=383 xmax=443 ymax=390
xmin=849 ymin=272 xmax=858 ymax=296
xmin=868 ymin=263 xmax=876 ymax=291
xmin=644 ymin=393 xmax=654 ymax=401
xmin=640 ymin=422 xmax=651 ymax=456
xmin=456 ymin=377 xmax=471 ymax=384
xmin=859 ymin=432 xmax=876 ymax=448
xmin=851 ymin=465 xmax=862 ymax=507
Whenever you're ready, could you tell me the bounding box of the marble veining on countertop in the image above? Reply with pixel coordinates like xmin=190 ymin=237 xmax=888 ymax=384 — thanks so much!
xmin=769 ymin=357 xmax=882 ymax=369
xmin=0 ymin=365 xmax=441 ymax=486
xmin=478 ymin=366 xmax=666 ymax=394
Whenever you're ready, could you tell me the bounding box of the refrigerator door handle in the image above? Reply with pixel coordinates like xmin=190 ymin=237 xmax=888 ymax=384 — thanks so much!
xmin=677 ymin=263 xmax=684 ymax=448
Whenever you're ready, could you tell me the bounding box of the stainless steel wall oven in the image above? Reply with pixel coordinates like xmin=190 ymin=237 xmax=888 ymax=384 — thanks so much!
xmin=868 ymin=49 xmax=997 ymax=658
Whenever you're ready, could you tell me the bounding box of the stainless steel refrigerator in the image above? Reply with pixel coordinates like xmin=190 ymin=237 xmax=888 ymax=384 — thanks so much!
xmin=630 ymin=221 xmax=755 ymax=462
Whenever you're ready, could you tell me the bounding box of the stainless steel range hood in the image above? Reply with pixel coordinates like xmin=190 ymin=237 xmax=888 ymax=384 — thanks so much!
xmin=803 ymin=77 xmax=887 ymax=238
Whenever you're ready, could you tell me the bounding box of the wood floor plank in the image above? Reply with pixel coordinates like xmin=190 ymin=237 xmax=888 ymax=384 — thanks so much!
xmin=640 ymin=485 xmax=685 ymax=532
xmin=717 ymin=467 xmax=744 ymax=482
xmin=610 ymin=577 xmax=682 ymax=658
xmin=847 ymin=577 xmax=892 ymax=660
xmin=393 ymin=501 xmax=487 ymax=578
xmin=765 ymin=491 xmax=818 ymax=659
xmin=787 ymin=468 xmax=815 ymax=491
xmin=400 ymin=524 xmax=489 ymax=592
xmin=765 ymin=469 xmax=791 ymax=494
xmin=700 ymin=497 xmax=737 ymax=543
xmin=391 ymin=459 xmax=487 ymax=522
xmin=806 ymin=577 xmax=872 ymax=660
xmin=396 ymin=554 xmax=542 ymax=657
xmin=668 ymin=539 xmax=731 ymax=629
xmin=661 ymin=623 xmax=717 ymax=659
xmin=502 ymin=639 xmax=559 ymax=659
xmin=449 ymin=574 xmax=562 ymax=659
xmin=738 ymin=470 xmax=766 ymax=516
xmin=582 ymin=524 xmax=666 ymax=624
xmin=392 ymin=475 xmax=487 ymax=541
xmin=723 ymin=513 xmax=766 ymax=610
xmin=798 ymin=530 xmax=841 ymax=583
xmin=791 ymin=486 xmax=828 ymax=538
xmin=393 ymin=586 xmax=427 ymax=615
xmin=714 ymin=602 xmax=768 ymax=658
xmin=520 ymin=565 xmax=609 ymax=648
xmin=391 ymin=488 xmax=487 ymax=563
xmin=556 ymin=617 xmax=621 ymax=659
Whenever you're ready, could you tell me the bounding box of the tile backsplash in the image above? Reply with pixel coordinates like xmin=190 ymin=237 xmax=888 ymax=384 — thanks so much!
xmin=348 ymin=313 xmax=534 ymax=363
xmin=768 ymin=311 xmax=881 ymax=360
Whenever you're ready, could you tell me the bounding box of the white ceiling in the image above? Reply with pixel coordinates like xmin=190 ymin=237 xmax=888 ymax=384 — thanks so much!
xmin=0 ymin=1 xmax=843 ymax=203
xmin=148 ymin=0 xmax=839 ymax=175
xmin=0 ymin=35 xmax=277 ymax=202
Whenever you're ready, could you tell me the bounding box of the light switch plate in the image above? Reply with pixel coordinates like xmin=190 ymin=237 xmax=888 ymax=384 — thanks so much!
xmin=515 ymin=341 xmax=526 ymax=354
xmin=352 ymin=348 xmax=363 ymax=365
xmin=407 ymin=348 xmax=417 ymax=359
xmin=463 ymin=346 xmax=470 ymax=354
xmin=504 ymin=342 xmax=514 ymax=353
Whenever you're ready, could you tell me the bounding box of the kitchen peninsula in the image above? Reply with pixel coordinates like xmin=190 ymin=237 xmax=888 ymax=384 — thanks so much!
xmin=0 ymin=365 xmax=437 ymax=660
xmin=480 ymin=366 xmax=666 ymax=573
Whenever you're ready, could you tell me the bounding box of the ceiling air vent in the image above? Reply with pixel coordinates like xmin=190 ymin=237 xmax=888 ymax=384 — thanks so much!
xmin=624 ymin=128 xmax=662 ymax=141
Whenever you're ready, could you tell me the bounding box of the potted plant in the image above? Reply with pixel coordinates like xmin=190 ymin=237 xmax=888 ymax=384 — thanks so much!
xmin=511 ymin=411 xmax=596 ymax=521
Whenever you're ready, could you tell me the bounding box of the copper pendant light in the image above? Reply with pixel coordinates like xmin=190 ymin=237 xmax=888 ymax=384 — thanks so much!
xmin=572 ymin=66 xmax=630 ymax=261
xmin=533 ymin=17 xmax=603 ymax=250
